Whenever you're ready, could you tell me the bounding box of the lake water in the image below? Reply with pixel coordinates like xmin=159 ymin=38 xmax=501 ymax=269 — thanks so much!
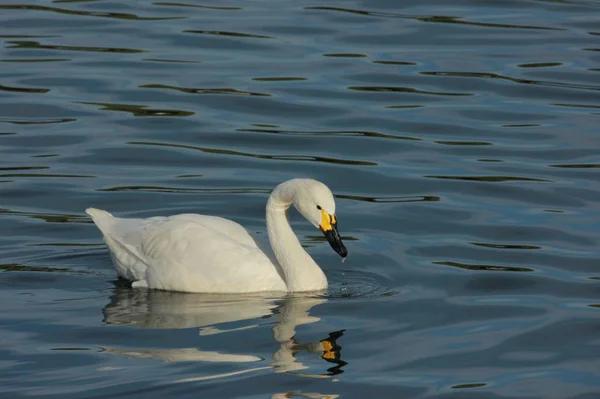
xmin=1 ymin=0 xmax=600 ymax=397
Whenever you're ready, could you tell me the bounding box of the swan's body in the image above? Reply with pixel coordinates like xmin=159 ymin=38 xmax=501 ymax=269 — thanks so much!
xmin=87 ymin=178 xmax=347 ymax=293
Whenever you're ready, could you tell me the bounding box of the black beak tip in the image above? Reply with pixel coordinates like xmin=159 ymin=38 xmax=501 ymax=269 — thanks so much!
xmin=321 ymin=224 xmax=347 ymax=258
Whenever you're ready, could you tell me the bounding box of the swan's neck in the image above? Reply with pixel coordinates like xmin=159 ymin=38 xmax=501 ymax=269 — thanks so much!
xmin=266 ymin=184 xmax=327 ymax=292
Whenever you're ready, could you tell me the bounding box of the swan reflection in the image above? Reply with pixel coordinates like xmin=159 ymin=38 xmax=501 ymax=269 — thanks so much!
xmin=102 ymin=287 xmax=347 ymax=377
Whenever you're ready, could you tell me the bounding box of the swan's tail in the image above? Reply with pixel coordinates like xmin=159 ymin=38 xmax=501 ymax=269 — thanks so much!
xmin=86 ymin=207 xmax=148 ymax=282
xmin=86 ymin=208 xmax=115 ymax=230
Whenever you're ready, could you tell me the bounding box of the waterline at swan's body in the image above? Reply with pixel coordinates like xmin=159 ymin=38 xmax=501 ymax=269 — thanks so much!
xmin=86 ymin=178 xmax=347 ymax=293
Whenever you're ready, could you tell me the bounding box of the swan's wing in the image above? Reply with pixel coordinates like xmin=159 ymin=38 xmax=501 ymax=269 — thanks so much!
xmin=88 ymin=210 xmax=283 ymax=292
xmin=139 ymin=214 xmax=283 ymax=292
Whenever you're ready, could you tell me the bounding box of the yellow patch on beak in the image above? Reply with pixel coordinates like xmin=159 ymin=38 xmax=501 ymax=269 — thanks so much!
xmin=320 ymin=209 xmax=336 ymax=231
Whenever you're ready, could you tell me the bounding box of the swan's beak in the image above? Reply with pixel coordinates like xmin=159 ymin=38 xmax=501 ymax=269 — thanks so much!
xmin=319 ymin=211 xmax=347 ymax=258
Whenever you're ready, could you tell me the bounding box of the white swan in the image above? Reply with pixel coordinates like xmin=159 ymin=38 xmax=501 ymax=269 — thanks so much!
xmin=86 ymin=178 xmax=347 ymax=293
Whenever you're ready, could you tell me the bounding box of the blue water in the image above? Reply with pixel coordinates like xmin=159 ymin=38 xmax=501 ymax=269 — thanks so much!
xmin=1 ymin=0 xmax=600 ymax=397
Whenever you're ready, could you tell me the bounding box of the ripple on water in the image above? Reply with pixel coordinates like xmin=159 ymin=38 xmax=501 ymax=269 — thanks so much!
xmin=326 ymin=270 xmax=396 ymax=299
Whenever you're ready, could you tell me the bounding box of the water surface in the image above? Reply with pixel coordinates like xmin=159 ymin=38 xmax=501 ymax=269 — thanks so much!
xmin=1 ymin=0 xmax=600 ymax=398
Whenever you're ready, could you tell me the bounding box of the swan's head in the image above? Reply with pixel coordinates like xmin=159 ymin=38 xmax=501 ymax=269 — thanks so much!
xmin=293 ymin=179 xmax=348 ymax=258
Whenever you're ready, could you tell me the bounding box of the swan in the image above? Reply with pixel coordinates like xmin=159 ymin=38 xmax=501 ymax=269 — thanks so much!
xmin=86 ymin=178 xmax=347 ymax=293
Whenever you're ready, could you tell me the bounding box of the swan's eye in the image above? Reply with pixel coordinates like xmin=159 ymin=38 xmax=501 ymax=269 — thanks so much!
xmin=316 ymin=205 xmax=321 ymax=210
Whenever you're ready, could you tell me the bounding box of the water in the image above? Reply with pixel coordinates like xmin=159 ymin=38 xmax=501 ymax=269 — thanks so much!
xmin=1 ymin=0 xmax=599 ymax=397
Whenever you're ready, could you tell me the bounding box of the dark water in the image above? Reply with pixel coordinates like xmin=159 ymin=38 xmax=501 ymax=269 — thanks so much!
xmin=1 ymin=0 xmax=600 ymax=397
